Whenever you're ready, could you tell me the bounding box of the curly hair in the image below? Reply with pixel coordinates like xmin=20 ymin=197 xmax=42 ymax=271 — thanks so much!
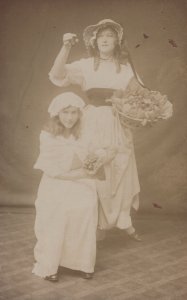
xmin=43 ymin=111 xmax=82 ymax=140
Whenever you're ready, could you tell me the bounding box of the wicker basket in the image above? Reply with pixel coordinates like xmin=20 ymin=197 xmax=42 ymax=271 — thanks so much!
xmin=114 ymin=108 xmax=151 ymax=129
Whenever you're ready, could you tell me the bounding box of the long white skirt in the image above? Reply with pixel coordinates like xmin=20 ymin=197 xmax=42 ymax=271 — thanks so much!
xmin=82 ymin=105 xmax=140 ymax=230
xmin=32 ymin=175 xmax=98 ymax=277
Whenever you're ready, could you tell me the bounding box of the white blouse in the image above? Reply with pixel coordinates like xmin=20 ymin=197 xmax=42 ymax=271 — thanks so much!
xmin=34 ymin=131 xmax=87 ymax=177
xmin=49 ymin=57 xmax=135 ymax=91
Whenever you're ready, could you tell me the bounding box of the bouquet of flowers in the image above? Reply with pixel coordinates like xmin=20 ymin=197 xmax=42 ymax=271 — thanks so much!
xmin=83 ymin=149 xmax=106 ymax=180
xmin=107 ymin=77 xmax=173 ymax=128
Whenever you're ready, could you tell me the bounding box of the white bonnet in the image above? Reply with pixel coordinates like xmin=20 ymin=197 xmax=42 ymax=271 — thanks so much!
xmin=83 ymin=19 xmax=123 ymax=48
xmin=48 ymin=92 xmax=85 ymax=117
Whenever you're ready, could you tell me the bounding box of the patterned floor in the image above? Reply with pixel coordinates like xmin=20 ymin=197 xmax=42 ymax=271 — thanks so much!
xmin=0 ymin=207 xmax=187 ymax=300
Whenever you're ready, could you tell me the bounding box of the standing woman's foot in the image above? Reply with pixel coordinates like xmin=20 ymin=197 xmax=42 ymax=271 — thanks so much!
xmin=45 ymin=273 xmax=59 ymax=282
xmin=81 ymin=272 xmax=94 ymax=279
xmin=125 ymin=226 xmax=142 ymax=242
xmin=128 ymin=232 xmax=142 ymax=242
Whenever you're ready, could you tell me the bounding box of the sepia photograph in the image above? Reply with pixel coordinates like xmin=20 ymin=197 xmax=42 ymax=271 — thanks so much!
xmin=0 ymin=0 xmax=187 ymax=299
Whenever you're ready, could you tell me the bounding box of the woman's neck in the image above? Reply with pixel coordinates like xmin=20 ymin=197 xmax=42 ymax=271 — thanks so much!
xmin=99 ymin=53 xmax=114 ymax=61
xmin=63 ymin=129 xmax=72 ymax=138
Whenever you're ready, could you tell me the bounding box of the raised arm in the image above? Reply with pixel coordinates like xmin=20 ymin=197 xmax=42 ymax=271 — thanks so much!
xmin=49 ymin=33 xmax=78 ymax=85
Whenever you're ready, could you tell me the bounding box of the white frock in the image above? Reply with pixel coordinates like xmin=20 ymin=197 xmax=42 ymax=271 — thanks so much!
xmin=49 ymin=57 xmax=140 ymax=230
xmin=32 ymin=131 xmax=98 ymax=277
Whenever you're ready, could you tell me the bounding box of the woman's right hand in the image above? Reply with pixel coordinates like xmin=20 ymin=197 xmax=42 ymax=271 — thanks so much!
xmin=63 ymin=33 xmax=79 ymax=47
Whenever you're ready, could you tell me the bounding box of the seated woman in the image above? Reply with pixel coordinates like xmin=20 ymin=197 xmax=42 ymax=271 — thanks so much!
xmin=32 ymin=92 xmax=98 ymax=281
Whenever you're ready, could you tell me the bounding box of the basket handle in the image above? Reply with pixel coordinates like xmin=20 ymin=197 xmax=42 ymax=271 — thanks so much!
xmin=126 ymin=51 xmax=151 ymax=91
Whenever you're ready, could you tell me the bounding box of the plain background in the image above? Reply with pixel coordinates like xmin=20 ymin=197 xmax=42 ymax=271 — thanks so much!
xmin=0 ymin=0 xmax=187 ymax=213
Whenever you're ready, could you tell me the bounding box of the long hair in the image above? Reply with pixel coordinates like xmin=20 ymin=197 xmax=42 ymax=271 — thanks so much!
xmin=87 ymin=26 xmax=146 ymax=88
xmin=87 ymin=26 xmax=129 ymax=73
xmin=43 ymin=110 xmax=82 ymax=140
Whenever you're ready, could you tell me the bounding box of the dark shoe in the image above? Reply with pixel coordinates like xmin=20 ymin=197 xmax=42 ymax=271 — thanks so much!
xmin=45 ymin=273 xmax=59 ymax=282
xmin=81 ymin=272 xmax=94 ymax=280
xmin=129 ymin=232 xmax=142 ymax=242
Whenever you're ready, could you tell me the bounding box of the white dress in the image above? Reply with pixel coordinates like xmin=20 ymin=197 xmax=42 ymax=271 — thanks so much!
xmin=32 ymin=131 xmax=98 ymax=277
xmin=49 ymin=57 xmax=140 ymax=230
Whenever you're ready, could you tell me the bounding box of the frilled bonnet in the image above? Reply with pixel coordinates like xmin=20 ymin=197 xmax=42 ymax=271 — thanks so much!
xmin=48 ymin=92 xmax=85 ymax=117
xmin=83 ymin=19 xmax=123 ymax=48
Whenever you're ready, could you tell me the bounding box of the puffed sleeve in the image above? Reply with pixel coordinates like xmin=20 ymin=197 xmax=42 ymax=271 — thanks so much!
xmin=49 ymin=59 xmax=86 ymax=88
xmin=34 ymin=131 xmax=72 ymax=177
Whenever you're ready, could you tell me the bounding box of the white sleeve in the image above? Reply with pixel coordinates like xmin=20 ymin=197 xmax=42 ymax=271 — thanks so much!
xmin=48 ymin=59 xmax=85 ymax=88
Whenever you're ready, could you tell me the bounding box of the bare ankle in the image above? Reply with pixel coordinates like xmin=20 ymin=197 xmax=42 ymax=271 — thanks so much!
xmin=125 ymin=226 xmax=135 ymax=235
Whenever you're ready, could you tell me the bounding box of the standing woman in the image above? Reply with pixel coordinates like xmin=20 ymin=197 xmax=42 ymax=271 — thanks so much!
xmin=49 ymin=19 xmax=141 ymax=240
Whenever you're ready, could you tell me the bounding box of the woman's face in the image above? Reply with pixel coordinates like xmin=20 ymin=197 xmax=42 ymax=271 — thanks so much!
xmin=96 ymin=27 xmax=118 ymax=55
xmin=59 ymin=106 xmax=80 ymax=129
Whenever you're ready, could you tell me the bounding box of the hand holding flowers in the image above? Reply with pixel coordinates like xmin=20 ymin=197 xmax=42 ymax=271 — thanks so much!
xmin=83 ymin=149 xmax=106 ymax=179
xmin=83 ymin=147 xmax=117 ymax=180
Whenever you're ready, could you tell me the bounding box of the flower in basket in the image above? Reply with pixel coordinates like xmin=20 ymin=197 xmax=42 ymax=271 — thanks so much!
xmin=108 ymin=77 xmax=173 ymax=128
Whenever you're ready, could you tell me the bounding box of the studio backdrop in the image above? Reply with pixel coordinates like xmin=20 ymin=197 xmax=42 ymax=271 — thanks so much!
xmin=0 ymin=0 xmax=187 ymax=213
